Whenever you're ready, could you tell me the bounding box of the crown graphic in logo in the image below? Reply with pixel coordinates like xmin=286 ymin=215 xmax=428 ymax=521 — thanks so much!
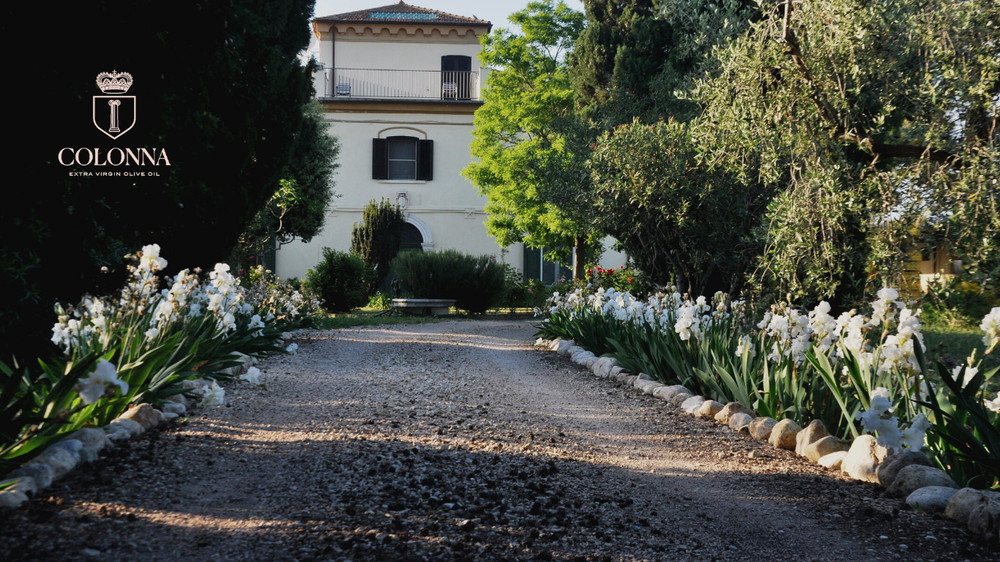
xmin=96 ymin=71 xmax=134 ymax=94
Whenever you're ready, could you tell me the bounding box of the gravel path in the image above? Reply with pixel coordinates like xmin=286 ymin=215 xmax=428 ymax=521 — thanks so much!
xmin=1 ymin=320 xmax=996 ymax=561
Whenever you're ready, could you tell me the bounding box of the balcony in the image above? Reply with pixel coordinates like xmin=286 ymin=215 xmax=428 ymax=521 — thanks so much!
xmin=315 ymin=67 xmax=482 ymax=102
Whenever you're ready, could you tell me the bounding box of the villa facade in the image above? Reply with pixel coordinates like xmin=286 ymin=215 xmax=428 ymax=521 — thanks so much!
xmin=275 ymin=2 xmax=625 ymax=282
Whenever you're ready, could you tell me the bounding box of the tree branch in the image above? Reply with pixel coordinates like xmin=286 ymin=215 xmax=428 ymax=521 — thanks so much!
xmin=779 ymin=0 xmax=954 ymax=163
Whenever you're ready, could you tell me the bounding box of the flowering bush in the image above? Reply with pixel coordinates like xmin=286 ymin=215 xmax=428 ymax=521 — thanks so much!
xmin=585 ymin=265 xmax=647 ymax=295
xmin=240 ymin=265 xmax=322 ymax=328
xmin=1 ymin=244 xmax=316 ymax=472
xmin=855 ymin=387 xmax=932 ymax=452
xmin=917 ymin=308 xmax=1000 ymax=488
xmin=0 ymin=353 xmax=106 ymax=473
xmin=537 ymin=285 xmax=1000 ymax=487
xmin=538 ymin=285 xmax=750 ymax=395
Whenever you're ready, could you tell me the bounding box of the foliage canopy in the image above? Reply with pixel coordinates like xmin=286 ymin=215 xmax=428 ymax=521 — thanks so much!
xmin=464 ymin=0 xmax=600 ymax=277
xmin=238 ymin=104 xmax=341 ymax=265
xmin=688 ymin=0 xmax=999 ymax=303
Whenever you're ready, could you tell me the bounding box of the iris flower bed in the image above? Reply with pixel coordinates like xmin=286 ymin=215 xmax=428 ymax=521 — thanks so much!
xmin=0 ymin=245 xmax=320 ymax=475
xmin=537 ymin=285 xmax=1000 ymax=489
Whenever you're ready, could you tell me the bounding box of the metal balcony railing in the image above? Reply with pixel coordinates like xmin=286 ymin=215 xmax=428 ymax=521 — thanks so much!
xmin=315 ymin=67 xmax=481 ymax=101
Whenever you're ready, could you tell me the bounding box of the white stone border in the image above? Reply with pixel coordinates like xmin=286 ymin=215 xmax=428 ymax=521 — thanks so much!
xmin=536 ymin=337 xmax=1000 ymax=544
xmin=0 ymin=352 xmax=258 ymax=509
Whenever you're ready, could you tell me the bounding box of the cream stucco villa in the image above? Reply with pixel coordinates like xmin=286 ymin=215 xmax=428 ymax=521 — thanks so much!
xmin=275 ymin=2 xmax=625 ymax=283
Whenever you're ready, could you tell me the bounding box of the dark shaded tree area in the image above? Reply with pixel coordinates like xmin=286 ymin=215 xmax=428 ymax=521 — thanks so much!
xmin=1 ymin=0 xmax=317 ymax=361
xmin=570 ymin=0 xmax=759 ymax=127
xmin=569 ymin=0 xmax=764 ymax=293
xmin=589 ymin=120 xmax=774 ymax=295
xmin=570 ymin=0 xmax=673 ymax=125
xmin=237 ymin=104 xmax=340 ymax=268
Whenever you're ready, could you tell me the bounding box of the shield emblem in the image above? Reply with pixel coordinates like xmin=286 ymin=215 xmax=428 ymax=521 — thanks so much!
xmin=93 ymin=95 xmax=136 ymax=139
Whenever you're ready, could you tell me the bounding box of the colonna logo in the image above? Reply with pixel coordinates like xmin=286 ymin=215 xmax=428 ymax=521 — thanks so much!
xmin=58 ymin=70 xmax=171 ymax=173
xmin=93 ymin=70 xmax=135 ymax=139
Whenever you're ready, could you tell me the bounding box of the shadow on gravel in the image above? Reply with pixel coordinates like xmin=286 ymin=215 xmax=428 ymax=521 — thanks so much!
xmin=2 ymin=320 xmax=996 ymax=561
xmin=3 ymin=420 xmax=995 ymax=562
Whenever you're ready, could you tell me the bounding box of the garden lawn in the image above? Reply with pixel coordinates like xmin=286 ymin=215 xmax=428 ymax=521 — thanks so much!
xmin=924 ymin=325 xmax=999 ymax=370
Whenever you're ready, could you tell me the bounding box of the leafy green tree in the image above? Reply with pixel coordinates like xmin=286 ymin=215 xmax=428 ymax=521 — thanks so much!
xmin=464 ymin=0 xmax=600 ymax=279
xmin=1 ymin=0 xmax=318 ymax=361
xmin=573 ymin=0 xmax=765 ymax=293
xmin=589 ymin=119 xmax=773 ymax=294
xmin=689 ymin=0 xmax=1000 ymax=303
xmin=350 ymin=199 xmax=405 ymax=293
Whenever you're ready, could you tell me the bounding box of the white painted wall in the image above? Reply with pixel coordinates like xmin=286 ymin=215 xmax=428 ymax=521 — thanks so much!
xmin=274 ymin=108 xmax=629 ymax=281
xmin=275 ymin=109 xmax=509 ymax=280
xmin=333 ymin=37 xmax=482 ymax=73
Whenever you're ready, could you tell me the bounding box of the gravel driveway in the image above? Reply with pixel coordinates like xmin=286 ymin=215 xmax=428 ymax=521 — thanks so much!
xmin=1 ymin=320 xmax=995 ymax=560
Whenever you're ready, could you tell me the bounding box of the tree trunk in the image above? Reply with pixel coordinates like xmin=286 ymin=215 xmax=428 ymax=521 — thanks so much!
xmin=573 ymin=236 xmax=587 ymax=280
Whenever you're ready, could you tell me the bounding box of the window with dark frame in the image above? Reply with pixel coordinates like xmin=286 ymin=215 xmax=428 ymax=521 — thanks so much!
xmin=388 ymin=137 xmax=416 ymax=180
xmin=522 ymin=245 xmax=572 ymax=285
xmin=372 ymin=136 xmax=433 ymax=181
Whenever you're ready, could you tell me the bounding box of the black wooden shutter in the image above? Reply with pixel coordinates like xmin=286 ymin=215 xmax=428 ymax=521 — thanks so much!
xmin=372 ymin=138 xmax=388 ymax=179
xmin=416 ymin=139 xmax=433 ymax=181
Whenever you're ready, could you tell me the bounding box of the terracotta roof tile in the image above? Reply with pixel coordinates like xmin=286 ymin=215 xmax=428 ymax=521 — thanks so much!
xmin=315 ymin=1 xmax=490 ymax=27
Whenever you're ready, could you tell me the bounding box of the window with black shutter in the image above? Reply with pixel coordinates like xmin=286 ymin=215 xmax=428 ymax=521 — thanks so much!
xmin=416 ymin=139 xmax=433 ymax=181
xmin=372 ymin=138 xmax=388 ymax=179
xmin=372 ymin=136 xmax=433 ymax=181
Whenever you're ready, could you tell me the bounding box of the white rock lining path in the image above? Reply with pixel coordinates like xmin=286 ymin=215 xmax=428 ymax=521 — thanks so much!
xmin=550 ymin=337 xmax=1000 ymax=546
xmin=0 ymin=320 xmax=996 ymax=560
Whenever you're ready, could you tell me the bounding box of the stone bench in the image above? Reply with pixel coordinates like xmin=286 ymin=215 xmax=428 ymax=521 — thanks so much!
xmin=391 ymin=298 xmax=456 ymax=316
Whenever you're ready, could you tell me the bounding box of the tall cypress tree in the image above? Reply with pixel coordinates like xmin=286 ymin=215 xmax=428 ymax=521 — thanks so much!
xmin=350 ymin=199 xmax=405 ymax=294
xmin=570 ymin=0 xmax=759 ymax=127
xmin=1 ymin=0 xmax=317 ymax=361
xmin=569 ymin=0 xmax=673 ymax=125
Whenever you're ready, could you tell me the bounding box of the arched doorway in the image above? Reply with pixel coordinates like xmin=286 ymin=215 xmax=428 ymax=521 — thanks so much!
xmin=400 ymin=222 xmax=424 ymax=252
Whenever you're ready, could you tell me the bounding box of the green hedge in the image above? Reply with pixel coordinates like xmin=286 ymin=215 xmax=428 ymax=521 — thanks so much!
xmin=391 ymin=250 xmax=505 ymax=313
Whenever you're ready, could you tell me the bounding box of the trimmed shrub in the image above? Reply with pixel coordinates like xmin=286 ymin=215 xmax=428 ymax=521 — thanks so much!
xmin=305 ymin=248 xmax=369 ymax=312
xmin=391 ymin=250 xmax=506 ymax=313
xmin=351 ymin=199 xmax=404 ymax=294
